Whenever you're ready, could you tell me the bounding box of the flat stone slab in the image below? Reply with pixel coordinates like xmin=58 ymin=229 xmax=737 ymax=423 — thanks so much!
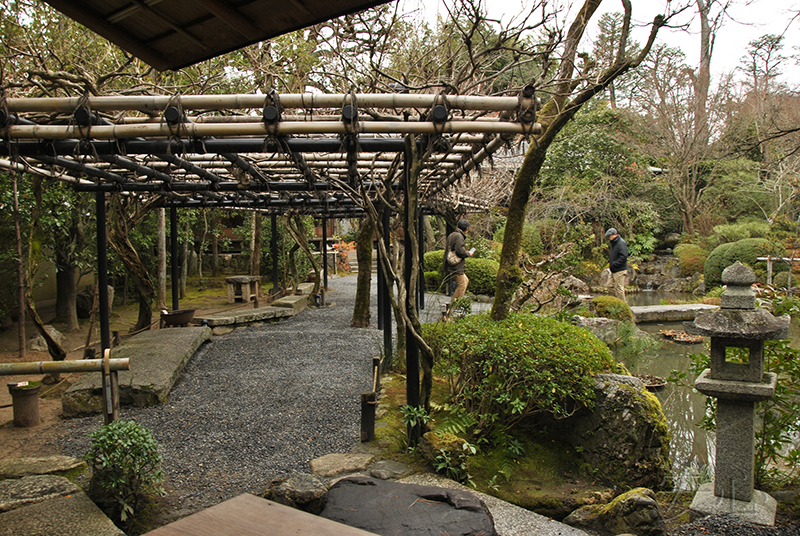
xmin=197 ymin=306 xmax=294 ymax=327
xmin=0 ymin=456 xmax=86 ymax=479
xmin=321 ymin=476 xmax=497 ymax=536
xmin=690 ymin=483 xmax=777 ymax=525
xmin=310 ymin=453 xmax=374 ymax=478
xmin=62 ymin=326 xmax=212 ymax=417
xmin=401 ymin=473 xmax=589 ymax=536
xmin=631 ymin=303 xmax=718 ymax=323
xmin=272 ymin=294 xmax=310 ymax=314
xmin=0 ymin=488 xmax=124 ymax=536
xmin=0 ymin=475 xmax=80 ymax=513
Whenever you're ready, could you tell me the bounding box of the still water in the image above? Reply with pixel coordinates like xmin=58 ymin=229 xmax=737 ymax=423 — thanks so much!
xmin=625 ymin=292 xmax=714 ymax=490
xmin=625 ymin=291 xmax=799 ymax=490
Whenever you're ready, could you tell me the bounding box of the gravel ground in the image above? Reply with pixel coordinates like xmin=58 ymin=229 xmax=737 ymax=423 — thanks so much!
xmin=51 ymin=274 xmax=381 ymax=514
xmin=668 ymin=513 xmax=800 ymax=535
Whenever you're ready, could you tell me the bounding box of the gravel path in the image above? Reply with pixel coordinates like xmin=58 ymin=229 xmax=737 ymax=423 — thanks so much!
xmin=52 ymin=274 xmax=381 ymax=513
xmin=668 ymin=513 xmax=800 ymax=535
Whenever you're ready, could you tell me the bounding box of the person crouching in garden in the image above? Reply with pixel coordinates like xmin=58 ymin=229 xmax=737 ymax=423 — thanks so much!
xmin=605 ymin=227 xmax=629 ymax=302
xmin=444 ymin=219 xmax=474 ymax=299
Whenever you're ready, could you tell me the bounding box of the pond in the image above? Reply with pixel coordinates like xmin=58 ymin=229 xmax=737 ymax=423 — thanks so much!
xmin=625 ymin=291 xmax=799 ymax=491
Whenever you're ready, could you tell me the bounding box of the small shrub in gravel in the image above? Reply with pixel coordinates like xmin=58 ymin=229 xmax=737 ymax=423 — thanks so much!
xmin=85 ymin=420 xmax=164 ymax=528
xmin=464 ymin=258 xmax=499 ymax=295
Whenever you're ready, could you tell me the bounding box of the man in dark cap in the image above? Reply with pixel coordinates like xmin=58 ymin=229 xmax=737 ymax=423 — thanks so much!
xmin=444 ymin=219 xmax=474 ymax=299
xmin=605 ymin=227 xmax=628 ymax=302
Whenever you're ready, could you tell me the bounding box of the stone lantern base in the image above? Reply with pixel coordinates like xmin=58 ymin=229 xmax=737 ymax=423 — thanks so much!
xmin=690 ymin=483 xmax=777 ymax=525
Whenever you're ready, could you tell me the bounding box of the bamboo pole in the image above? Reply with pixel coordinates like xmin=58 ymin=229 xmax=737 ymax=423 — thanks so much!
xmin=6 ymin=93 xmax=527 ymax=113
xmin=7 ymin=120 xmax=537 ymax=140
xmin=0 ymin=358 xmax=130 ymax=375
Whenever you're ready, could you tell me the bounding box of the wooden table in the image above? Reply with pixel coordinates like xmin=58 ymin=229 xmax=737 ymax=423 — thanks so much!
xmin=142 ymin=493 xmax=378 ymax=536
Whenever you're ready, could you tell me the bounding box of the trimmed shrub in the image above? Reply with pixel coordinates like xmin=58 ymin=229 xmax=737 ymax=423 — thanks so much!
xmin=705 ymin=238 xmax=787 ymax=288
xmin=464 ymin=258 xmax=499 ymax=295
xmin=85 ymin=420 xmax=164 ymax=526
xmin=424 ymin=314 xmax=619 ymax=439
xmin=703 ymin=242 xmax=734 ymax=289
xmin=713 ymin=221 xmax=770 ymax=244
xmin=424 ymin=250 xmax=445 ymax=272
xmin=590 ymin=296 xmax=633 ymax=321
xmin=674 ymin=244 xmax=708 ymax=276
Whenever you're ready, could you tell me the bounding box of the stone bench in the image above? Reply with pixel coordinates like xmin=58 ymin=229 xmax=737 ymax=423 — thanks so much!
xmin=225 ymin=275 xmax=261 ymax=303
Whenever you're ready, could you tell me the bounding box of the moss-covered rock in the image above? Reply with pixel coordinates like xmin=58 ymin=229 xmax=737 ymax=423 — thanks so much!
xmin=564 ymin=487 xmax=666 ymax=536
xmin=548 ymin=374 xmax=671 ymax=490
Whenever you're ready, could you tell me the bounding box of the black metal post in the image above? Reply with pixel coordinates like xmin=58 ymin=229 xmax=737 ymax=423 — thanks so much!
xmin=382 ymin=206 xmax=392 ymax=372
xmin=404 ymin=144 xmax=421 ymax=447
xmin=376 ymin=244 xmax=383 ymax=329
xmin=270 ymin=214 xmax=279 ymax=294
xmin=418 ymin=212 xmax=425 ymax=310
xmin=321 ymin=217 xmax=329 ymax=291
xmin=96 ymin=191 xmax=110 ymax=353
xmin=170 ymin=206 xmax=179 ymax=311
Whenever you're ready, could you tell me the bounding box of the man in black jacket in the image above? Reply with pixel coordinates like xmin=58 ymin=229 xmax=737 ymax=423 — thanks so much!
xmin=605 ymin=227 xmax=628 ymax=302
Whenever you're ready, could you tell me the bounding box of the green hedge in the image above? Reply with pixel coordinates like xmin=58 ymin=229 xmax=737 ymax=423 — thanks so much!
xmin=464 ymin=258 xmax=499 ymax=295
xmin=704 ymin=238 xmax=787 ymax=288
xmin=423 ymin=314 xmax=619 ymax=438
xmin=424 ymin=255 xmax=499 ymax=296
xmin=424 ymin=250 xmax=445 ymax=272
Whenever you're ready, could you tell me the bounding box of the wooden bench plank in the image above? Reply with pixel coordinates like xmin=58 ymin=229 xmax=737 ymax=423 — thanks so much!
xmin=142 ymin=494 xmax=378 ymax=536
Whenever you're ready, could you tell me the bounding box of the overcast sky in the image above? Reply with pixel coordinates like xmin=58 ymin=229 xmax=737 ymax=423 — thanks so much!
xmin=399 ymin=0 xmax=800 ymax=88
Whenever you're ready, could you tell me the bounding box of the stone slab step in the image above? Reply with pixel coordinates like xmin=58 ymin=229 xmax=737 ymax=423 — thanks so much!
xmin=0 ymin=475 xmax=123 ymax=536
xmin=196 ymin=306 xmax=294 ymax=327
xmin=272 ymin=293 xmax=310 ymax=314
xmin=630 ymin=303 xmax=718 ymax=323
xmin=62 ymin=326 xmax=212 ymax=418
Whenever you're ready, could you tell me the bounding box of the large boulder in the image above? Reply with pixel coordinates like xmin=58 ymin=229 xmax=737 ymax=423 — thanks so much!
xmin=550 ymin=374 xmax=671 ymax=490
xmin=564 ymin=487 xmax=666 ymax=536
xmin=321 ymin=476 xmax=497 ymax=536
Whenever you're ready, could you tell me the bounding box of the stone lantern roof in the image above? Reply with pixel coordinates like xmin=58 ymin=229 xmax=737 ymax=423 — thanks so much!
xmin=690 ymin=262 xmax=789 ymax=340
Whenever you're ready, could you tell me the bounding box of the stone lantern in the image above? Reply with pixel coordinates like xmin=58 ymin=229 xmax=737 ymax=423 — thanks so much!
xmin=686 ymin=261 xmax=789 ymax=525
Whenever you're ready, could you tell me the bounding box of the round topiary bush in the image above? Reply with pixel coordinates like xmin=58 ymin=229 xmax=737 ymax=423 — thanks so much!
xmin=673 ymin=244 xmax=708 ymax=277
xmin=464 ymin=258 xmax=499 ymax=295
xmin=424 ymin=250 xmax=445 ymax=272
xmin=703 ymin=242 xmax=734 ymax=289
xmin=423 ymin=313 xmax=619 ymax=438
xmin=705 ymin=238 xmax=787 ymax=288
xmin=590 ymin=296 xmax=633 ymax=321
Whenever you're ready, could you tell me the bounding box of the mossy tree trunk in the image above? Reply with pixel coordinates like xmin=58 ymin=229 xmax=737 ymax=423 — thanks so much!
xmin=351 ymin=214 xmax=374 ymax=327
xmin=108 ymin=194 xmax=158 ymax=332
xmin=490 ymin=0 xmax=665 ymax=320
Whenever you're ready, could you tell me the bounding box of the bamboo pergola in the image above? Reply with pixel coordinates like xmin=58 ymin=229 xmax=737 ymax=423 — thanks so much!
xmin=0 ymin=91 xmax=539 ymax=216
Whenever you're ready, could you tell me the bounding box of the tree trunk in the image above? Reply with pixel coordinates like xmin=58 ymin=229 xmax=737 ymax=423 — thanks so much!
xmin=181 ymin=220 xmax=189 ymax=298
xmin=211 ymin=211 xmax=219 ymax=277
xmin=108 ymin=195 xmax=154 ymax=332
xmin=13 ymin=175 xmax=25 ymax=358
xmin=55 ymin=256 xmax=79 ymax=332
xmin=25 ymin=176 xmax=67 ymax=361
xmin=422 ymin=215 xmax=435 ymax=252
xmin=253 ymin=212 xmax=262 ymax=277
xmin=351 ymin=215 xmax=374 ymax=327
xmin=156 ymin=208 xmax=167 ymax=310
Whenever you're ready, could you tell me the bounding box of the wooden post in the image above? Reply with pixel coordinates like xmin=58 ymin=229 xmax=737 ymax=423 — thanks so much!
xmin=360 ymin=392 xmax=376 ymax=442
xmin=102 ymin=349 xmax=119 ymax=424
